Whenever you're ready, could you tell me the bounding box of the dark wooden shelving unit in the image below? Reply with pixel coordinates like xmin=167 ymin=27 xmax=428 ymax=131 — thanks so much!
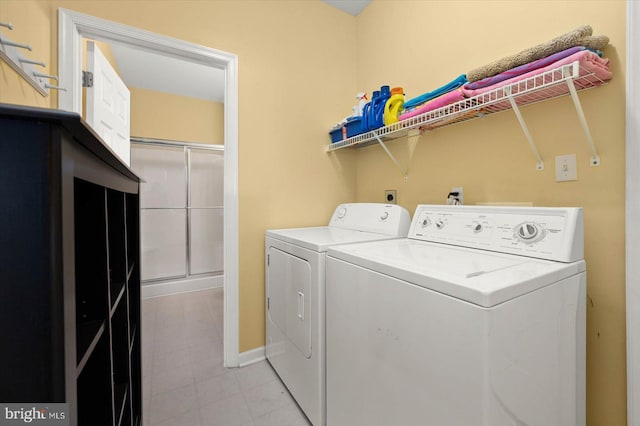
xmin=0 ymin=104 xmax=142 ymax=426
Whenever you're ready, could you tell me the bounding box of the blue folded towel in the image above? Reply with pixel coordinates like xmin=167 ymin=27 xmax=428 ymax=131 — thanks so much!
xmin=404 ymin=74 xmax=468 ymax=110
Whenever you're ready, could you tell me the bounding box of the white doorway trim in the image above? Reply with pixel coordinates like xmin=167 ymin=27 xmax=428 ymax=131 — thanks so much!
xmin=57 ymin=8 xmax=240 ymax=368
xmin=628 ymin=1 xmax=640 ymax=424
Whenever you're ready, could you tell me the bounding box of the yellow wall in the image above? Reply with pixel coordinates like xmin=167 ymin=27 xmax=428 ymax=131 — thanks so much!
xmin=0 ymin=0 xmax=358 ymax=353
xmin=0 ymin=0 xmax=52 ymax=107
xmin=351 ymin=1 xmax=626 ymax=425
xmin=129 ymin=87 xmax=224 ymax=144
xmin=0 ymin=0 xmax=629 ymax=424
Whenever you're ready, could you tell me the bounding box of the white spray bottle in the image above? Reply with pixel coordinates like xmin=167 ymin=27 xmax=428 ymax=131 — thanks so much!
xmin=356 ymin=92 xmax=368 ymax=117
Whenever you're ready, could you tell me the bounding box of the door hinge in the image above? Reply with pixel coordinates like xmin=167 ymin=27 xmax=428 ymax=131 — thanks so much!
xmin=82 ymin=71 xmax=94 ymax=88
xmin=267 ymin=254 xmax=269 ymax=266
xmin=267 ymin=297 xmax=270 ymax=310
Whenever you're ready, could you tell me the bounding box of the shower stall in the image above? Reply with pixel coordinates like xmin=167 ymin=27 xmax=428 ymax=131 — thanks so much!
xmin=130 ymin=138 xmax=224 ymax=297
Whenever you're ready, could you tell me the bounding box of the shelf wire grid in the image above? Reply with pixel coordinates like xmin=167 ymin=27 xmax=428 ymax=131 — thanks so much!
xmin=325 ymin=61 xmax=608 ymax=152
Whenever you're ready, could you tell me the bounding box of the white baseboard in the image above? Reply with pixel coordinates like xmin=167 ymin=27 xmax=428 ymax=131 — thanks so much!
xmin=142 ymin=275 xmax=223 ymax=299
xmin=238 ymin=346 xmax=266 ymax=367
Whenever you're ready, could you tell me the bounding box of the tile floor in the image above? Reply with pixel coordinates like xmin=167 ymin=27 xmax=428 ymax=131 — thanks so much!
xmin=142 ymin=288 xmax=311 ymax=426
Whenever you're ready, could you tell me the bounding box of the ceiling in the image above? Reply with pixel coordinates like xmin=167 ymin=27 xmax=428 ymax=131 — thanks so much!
xmin=106 ymin=0 xmax=370 ymax=103
xmin=109 ymin=42 xmax=225 ymax=103
xmin=322 ymin=0 xmax=371 ymax=16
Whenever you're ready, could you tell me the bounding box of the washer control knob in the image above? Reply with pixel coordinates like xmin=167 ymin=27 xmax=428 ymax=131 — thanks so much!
xmin=421 ymin=217 xmax=431 ymax=228
xmin=435 ymin=219 xmax=445 ymax=230
xmin=516 ymin=222 xmax=540 ymax=241
xmin=336 ymin=206 xmax=347 ymax=219
xmin=473 ymin=223 xmax=483 ymax=233
xmin=380 ymin=211 xmax=389 ymax=221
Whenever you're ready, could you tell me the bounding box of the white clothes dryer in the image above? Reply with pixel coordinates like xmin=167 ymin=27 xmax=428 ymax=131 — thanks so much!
xmin=326 ymin=205 xmax=586 ymax=426
xmin=265 ymin=203 xmax=410 ymax=426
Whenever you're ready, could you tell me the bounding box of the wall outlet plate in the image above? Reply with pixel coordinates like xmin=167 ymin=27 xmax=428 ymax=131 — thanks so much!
xmin=449 ymin=187 xmax=463 ymax=205
xmin=555 ymin=154 xmax=577 ymax=182
xmin=385 ymin=190 xmax=397 ymax=204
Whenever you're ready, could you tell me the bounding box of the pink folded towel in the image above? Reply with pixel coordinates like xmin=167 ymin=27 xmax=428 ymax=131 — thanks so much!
xmin=464 ymin=46 xmax=585 ymax=90
xmin=398 ymin=89 xmax=466 ymax=121
xmin=461 ymin=50 xmax=611 ymax=98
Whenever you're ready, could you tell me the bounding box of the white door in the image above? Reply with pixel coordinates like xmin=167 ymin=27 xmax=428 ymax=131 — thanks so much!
xmin=85 ymin=41 xmax=131 ymax=166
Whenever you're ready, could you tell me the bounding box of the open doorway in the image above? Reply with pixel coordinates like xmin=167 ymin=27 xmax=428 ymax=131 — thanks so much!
xmin=57 ymin=8 xmax=240 ymax=368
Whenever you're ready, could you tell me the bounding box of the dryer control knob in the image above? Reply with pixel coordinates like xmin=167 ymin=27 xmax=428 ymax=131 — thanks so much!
xmin=421 ymin=217 xmax=431 ymax=228
xmin=380 ymin=211 xmax=389 ymax=221
xmin=336 ymin=206 xmax=347 ymax=219
xmin=473 ymin=223 xmax=483 ymax=233
xmin=435 ymin=219 xmax=445 ymax=230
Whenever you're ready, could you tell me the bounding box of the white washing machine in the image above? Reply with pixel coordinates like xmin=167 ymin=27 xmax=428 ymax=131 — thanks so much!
xmin=265 ymin=203 xmax=411 ymax=426
xmin=326 ymin=205 xmax=586 ymax=426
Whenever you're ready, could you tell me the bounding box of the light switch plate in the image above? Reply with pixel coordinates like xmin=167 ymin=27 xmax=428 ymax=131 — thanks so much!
xmin=555 ymin=154 xmax=577 ymax=182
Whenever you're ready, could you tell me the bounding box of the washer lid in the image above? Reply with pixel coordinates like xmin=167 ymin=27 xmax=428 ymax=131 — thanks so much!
xmin=266 ymin=226 xmax=402 ymax=252
xmin=328 ymin=239 xmax=585 ymax=307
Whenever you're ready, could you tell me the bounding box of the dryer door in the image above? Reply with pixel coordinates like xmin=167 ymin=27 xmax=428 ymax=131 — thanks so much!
xmin=267 ymin=247 xmax=312 ymax=358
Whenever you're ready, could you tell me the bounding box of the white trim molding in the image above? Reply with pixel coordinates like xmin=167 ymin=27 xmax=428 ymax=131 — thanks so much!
xmin=628 ymin=1 xmax=640 ymax=424
xmin=238 ymin=346 xmax=266 ymax=368
xmin=58 ymin=8 xmax=240 ymax=367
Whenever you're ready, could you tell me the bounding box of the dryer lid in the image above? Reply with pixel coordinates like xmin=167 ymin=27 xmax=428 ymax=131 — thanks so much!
xmin=328 ymin=239 xmax=585 ymax=307
xmin=328 ymin=203 xmax=410 ymax=236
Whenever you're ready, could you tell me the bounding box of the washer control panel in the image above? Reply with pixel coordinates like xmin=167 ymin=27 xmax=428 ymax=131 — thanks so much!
xmin=409 ymin=205 xmax=583 ymax=262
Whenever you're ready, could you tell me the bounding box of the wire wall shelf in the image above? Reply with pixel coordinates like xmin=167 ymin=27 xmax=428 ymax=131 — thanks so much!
xmin=325 ymin=61 xmax=608 ymax=172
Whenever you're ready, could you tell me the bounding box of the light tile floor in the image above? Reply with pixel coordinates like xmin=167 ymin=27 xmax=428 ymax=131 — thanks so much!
xmin=142 ymin=288 xmax=311 ymax=426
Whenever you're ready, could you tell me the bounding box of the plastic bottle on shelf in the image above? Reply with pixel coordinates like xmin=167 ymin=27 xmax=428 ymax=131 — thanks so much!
xmin=384 ymin=87 xmax=405 ymax=126
xmin=365 ymin=90 xmax=380 ymax=131
xmin=361 ymin=100 xmax=371 ymax=132
xmin=370 ymin=86 xmax=390 ymax=130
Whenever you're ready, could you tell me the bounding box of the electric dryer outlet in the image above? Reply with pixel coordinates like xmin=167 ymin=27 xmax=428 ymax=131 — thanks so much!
xmin=385 ymin=190 xmax=397 ymax=204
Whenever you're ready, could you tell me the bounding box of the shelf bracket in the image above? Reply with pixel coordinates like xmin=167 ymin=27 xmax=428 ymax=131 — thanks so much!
xmin=407 ymin=127 xmax=421 ymax=144
xmin=564 ymin=65 xmax=600 ymax=166
xmin=372 ymin=131 xmax=408 ymax=180
xmin=504 ymin=86 xmax=544 ymax=171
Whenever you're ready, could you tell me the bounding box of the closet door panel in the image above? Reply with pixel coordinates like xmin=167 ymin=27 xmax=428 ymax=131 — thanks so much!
xmin=190 ymin=148 xmax=223 ymax=208
xmin=131 ymin=145 xmax=186 ymax=208
xmin=189 ymin=208 xmax=223 ymax=275
xmin=140 ymin=209 xmax=187 ymax=281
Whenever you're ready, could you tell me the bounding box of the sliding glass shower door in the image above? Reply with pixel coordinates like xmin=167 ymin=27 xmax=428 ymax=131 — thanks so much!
xmin=189 ymin=148 xmax=224 ymax=275
xmin=131 ymin=140 xmax=224 ymax=285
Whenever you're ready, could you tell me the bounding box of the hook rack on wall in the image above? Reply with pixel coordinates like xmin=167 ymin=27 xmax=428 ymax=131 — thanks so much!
xmin=0 ymin=21 xmax=65 ymax=96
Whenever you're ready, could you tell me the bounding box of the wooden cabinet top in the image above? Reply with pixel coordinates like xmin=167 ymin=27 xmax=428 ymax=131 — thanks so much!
xmin=0 ymin=103 xmax=139 ymax=182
